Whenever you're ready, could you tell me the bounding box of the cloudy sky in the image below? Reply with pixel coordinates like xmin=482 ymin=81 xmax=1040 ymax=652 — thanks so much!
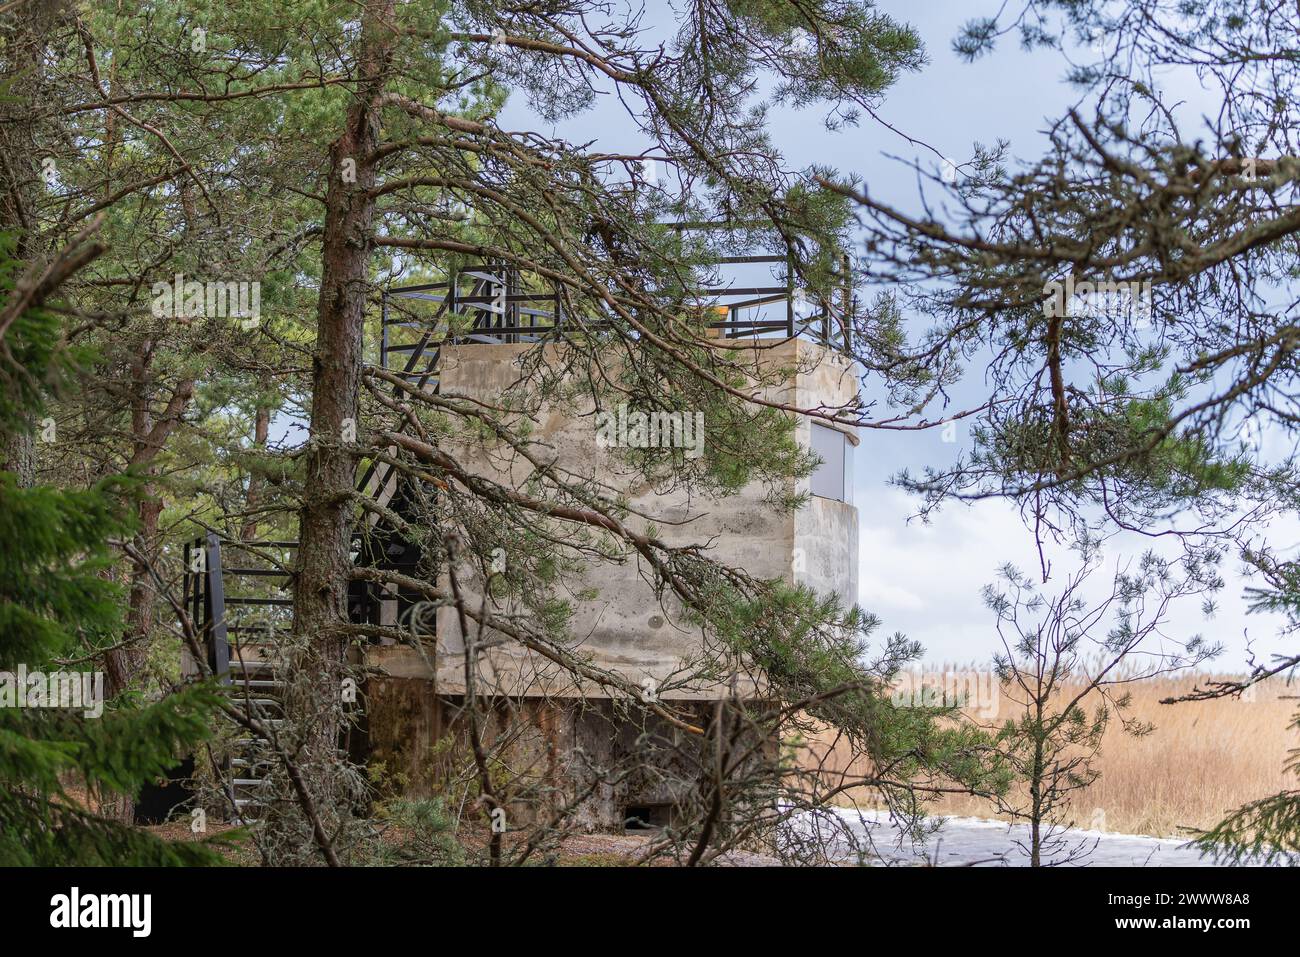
xmin=492 ymin=1 xmax=1298 ymax=669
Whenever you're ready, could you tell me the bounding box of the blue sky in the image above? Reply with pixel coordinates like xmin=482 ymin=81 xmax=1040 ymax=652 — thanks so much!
xmin=498 ymin=1 xmax=1298 ymax=669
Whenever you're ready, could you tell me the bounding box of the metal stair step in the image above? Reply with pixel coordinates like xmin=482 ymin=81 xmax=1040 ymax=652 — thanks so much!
xmin=229 ymin=659 xmax=279 ymax=671
xmin=191 ymin=305 xmax=447 ymax=822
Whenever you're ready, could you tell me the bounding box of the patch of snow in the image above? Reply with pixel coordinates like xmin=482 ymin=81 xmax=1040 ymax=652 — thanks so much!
xmin=822 ymin=809 xmax=1265 ymax=867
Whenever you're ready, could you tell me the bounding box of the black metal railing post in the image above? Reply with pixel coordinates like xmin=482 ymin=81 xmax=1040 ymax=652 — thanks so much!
xmin=785 ymin=252 xmax=796 ymax=338
xmin=204 ymin=532 xmax=231 ymax=682
xmin=380 ymin=291 xmax=389 ymax=371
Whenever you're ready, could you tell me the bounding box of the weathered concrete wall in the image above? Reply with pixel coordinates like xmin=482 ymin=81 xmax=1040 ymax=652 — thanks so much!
xmin=365 ymin=337 xmax=860 ymax=699
xmin=790 ymin=351 xmax=860 ymax=605
xmin=794 ymin=497 xmax=858 ymax=606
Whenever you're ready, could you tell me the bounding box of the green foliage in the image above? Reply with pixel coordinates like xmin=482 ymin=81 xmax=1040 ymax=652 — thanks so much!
xmin=0 ymin=239 xmax=222 ymax=866
xmin=700 ymin=570 xmax=1008 ymax=802
xmin=722 ymin=0 xmax=925 ymax=107
xmin=0 ymin=231 xmax=74 ymax=429
xmin=1195 ymin=706 xmax=1300 ymax=864
xmin=1212 ymin=552 xmax=1300 ymax=862
xmin=972 ymin=380 xmax=1249 ymax=517
xmin=1194 ymin=787 xmax=1300 ymax=865
xmin=371 ymin=797 xmax=466 ymax=866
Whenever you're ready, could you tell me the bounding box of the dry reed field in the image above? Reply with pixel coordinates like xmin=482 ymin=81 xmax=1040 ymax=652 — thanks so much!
xmin=808 ymin=671 xmax=1300 ymax=839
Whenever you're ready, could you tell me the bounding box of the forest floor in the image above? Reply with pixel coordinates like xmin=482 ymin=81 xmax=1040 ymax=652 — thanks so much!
xmin=148 ymin=813 xmax=1274 ymax=866
xmin=144 ymin=818 xmax=782 ymax=865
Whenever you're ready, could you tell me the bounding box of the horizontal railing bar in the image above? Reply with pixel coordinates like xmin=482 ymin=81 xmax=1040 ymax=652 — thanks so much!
xmin=719 ymin=294 xmax=790 ymax=310
xmin=219 ymin=539 xmax=299 ymax=547
xmin=447 ymin=296 xmax=557 ymax=307
xmin=387 ymin=315 xmax=843 ymax=335
xmin=388 ymin=283 xmax=450 ymax=294
xmin=690 ymin=286 xmax=790 ymax=296
xmin=388 ymin=326 xmax=844 ymax=345
xmin=384 ymin=322 xmax=450 ymax=332
xmin=417 ymin=320 xmax=844 ymax=341
xmin=385 ymin=292 xmax=447 ymax=304
xmin=452 ymin=329 xmax=556 ymax=339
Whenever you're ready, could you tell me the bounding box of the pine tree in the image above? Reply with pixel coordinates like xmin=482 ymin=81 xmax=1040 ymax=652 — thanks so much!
xmin=831 ymin=0 xmax=1300 ymax=864
xmin=1187 ymin=551 xmax=1300 ymax=863
xmin=19 ymin=1 xmax=999 ymax=862
xmin=0 ymin=230 xmax=222 ymax=865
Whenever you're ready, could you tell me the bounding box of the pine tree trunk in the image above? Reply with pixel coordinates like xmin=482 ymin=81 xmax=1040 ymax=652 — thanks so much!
xmin=1030 ymin=738 xmax=1044 ymax=867
xmin=0 ymin=6 xmax=51 ymax=487
xmin=291 ymin=0 xmax=394 ymax=798
xmin=0 ymin=432 xmax=34 ymax=486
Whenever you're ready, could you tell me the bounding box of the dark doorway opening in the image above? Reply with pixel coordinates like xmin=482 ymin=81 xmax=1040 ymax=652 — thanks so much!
xmin=623 ymin=804 xmax=671 ymax=830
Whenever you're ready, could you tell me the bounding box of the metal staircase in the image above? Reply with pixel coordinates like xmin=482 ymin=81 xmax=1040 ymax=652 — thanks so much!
xmin=184 ymin=535 xmax=295 ymax=818
xmin=186 ymin=265 xmax=544 ymax=819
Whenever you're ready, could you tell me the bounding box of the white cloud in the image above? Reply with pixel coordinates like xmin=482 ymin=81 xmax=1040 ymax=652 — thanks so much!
xmin=857 ymin=488 xmax=1296 ymax=670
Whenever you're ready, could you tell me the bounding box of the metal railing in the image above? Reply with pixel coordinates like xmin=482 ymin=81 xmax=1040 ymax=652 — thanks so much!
xmin=379 ymin=255 xmax=855 ymax=365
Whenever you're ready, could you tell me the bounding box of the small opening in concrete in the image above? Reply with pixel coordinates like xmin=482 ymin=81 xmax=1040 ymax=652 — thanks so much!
xmin=623 ymin=804 xmax=671 ymax=830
